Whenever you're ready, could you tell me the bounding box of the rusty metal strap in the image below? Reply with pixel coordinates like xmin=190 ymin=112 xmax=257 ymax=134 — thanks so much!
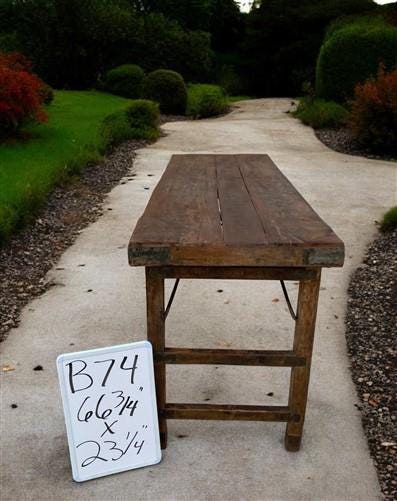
xmin=164 ymin=279 xmax=180 ymax=319
xmin=280 ymin=280 xmax=298 ymax=321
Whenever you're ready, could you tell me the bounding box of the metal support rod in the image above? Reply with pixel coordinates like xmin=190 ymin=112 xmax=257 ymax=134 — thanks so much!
xmin=164 ymin=279 xmax=180 ymax=319
xmin=280 ymin=280 xmax=298 ymax=321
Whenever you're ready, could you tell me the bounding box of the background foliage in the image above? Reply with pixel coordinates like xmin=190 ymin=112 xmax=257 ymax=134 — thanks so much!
xmin=0 ymin=0 xmax=395 ymax=95
xmin=316 ymin=18 xmax=397 ymax=101
xmin=241 ymin=0 xmax=378 ymax=97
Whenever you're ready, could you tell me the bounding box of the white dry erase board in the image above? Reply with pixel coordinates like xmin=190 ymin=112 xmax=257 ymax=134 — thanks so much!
xmin=57 ymin=341 xmax=161 ymax=482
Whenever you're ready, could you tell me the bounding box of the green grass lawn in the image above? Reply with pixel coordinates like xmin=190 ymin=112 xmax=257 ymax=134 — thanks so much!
xmin=0 ymin=88 xmax=252 ymax=243
xmin=0 ymin=90 xmax=129 ymax=242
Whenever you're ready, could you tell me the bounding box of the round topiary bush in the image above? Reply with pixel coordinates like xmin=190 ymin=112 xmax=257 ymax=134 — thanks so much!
xmin=316 ymin=22 xmax=397 ymax=102
xmin=103 ymin=64 xmax=145 ymax=99
xmin=143 ymin=69 xmax=187 ymax=115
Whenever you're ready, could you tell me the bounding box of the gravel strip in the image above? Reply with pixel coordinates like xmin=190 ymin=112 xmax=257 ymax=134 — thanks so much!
xmin=316 ymin=128 xmax=396 ymax=162
xmin=345 ymin=228 xmax=397 ymax=500
xmin=0 ymin=139 xmax=147 ymax=343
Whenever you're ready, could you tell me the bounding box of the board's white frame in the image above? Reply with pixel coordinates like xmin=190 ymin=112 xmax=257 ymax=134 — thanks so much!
xmin=57 ymin=341 xmax=162 ymax=482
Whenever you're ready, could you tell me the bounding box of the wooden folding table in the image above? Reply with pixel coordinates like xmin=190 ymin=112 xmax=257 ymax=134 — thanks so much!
xmin=129 ymin=154 xmax=344 ymax=451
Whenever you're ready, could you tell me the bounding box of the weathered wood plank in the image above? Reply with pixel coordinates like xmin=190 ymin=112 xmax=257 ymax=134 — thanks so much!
xmin=156 ymin=348 xmax=306 ymax=367
xmin=132 ymin=154 xmax=222 ymax=245
xmin=161 ymin=266 xmax=317 ymax=280
xmin=164 ymin=403 xmax=297 ymax=422
xmin=167 ymin=244 xmax=343 ymax=267
xmin=238 ymin=155 xmax=341 ymax=246
xmin=129 ymin=244 xmax=343 ymax=267
xmin=215 ymin=155 xmax=266 ymax=244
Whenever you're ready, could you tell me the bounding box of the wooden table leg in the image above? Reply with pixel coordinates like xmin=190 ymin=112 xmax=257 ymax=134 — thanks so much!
xmin=145 ymin=267 xmax=167 ymax=449
xmin=285 ymin=269 xmax=321 ymax=452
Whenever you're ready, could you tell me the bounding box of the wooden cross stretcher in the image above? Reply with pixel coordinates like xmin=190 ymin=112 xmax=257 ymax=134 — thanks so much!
xmin=128 ymin=154 xmax=344 ymax=451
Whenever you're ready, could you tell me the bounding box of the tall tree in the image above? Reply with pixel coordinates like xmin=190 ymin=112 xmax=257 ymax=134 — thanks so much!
xmin=130 ymin=0 xmax=212 ymax=31
xmin=242 ymin=0 xmax=377 ymax=96
xmin=210 ymin=0 xmax=244 ymax=51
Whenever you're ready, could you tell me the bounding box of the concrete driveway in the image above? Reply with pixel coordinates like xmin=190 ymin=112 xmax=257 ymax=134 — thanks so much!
xmin=1 ymin=99 xmax=396 ymax=500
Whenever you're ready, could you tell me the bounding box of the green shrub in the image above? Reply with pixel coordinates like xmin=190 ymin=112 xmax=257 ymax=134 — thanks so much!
xmin=187 ymin=84 xmax=228 ymax=118
xmin=99 ymin=111 xmax=134 ymax=150
xmin=125 ymin=99 xmax=160 ymax=140
xmin=126 ymin=99 xmax=159 ymax=128
xmin=349 ymin=67 xmax=397 ymax=154
xmin=100 ymin=100 xmax=160 ymax=147
xmin=381 ymin=206 xmax=397 ymax=231
xmin=143 ymin=69 xmax=187 ymax=115
xmin=103 ymin=64 xmax=145 ymax=99
xmin=242 ymin=0 xmax=377 ymax=97
xmin=293 ymin=98 xmax=349 ymax=129
xmin=316 ymin=21 xmax=397 ymax=102
xmin=324 ymin=15 xmax=388 ymax=44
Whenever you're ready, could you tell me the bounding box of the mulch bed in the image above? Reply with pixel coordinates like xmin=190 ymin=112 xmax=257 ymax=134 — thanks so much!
xmin=345 ymin=227 xmax=397 ymax=501
xmin=315 ymin=128 xmax=396 ymax=162
xmin=0 ymin=138 xmax=146 ymax=343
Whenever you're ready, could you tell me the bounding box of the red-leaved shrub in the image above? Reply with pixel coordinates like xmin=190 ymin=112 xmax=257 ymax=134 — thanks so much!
xmin=0 ymin=52 xmax=33 ymax=72
xmin=349 ymin=66 xmax=397 ymax=154
xmin=0 ymin=52 xmax=48 ymax=137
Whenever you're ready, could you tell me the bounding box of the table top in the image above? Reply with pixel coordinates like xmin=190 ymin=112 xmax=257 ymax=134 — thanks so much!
xmin=129 ymin=154 xmax=344 ymax=268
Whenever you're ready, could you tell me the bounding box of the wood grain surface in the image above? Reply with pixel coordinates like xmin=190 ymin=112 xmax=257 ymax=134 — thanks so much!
xmin=129 ymin=154 xmax=344 ymax=267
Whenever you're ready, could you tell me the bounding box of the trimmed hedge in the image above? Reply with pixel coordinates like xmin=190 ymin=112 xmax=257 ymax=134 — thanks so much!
xmin=143 ymin=69 xmax=187 ymax=115
xmin=103 ymin=64 xmax=145 ymax=99
xmin=316 ymin=21 xmax=397 ymax=102
xmin=187 ymin=84 xmax=228 ymax=118
xmin=323 ymin=15 xmax=387 ymax=44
